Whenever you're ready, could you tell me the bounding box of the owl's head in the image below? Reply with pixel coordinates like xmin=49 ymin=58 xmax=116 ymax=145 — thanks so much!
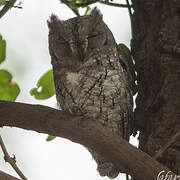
xmin=75 ymin=7 xmax=103 ymax=40
xmin=48 ymin=8 xmax=115 ymax=62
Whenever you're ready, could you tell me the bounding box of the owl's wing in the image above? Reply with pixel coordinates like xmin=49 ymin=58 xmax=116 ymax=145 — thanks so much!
xmin=79 ymin=46 xmax=133 ymax=178
xmin=60 ymin=46 xmax=134 ymax=139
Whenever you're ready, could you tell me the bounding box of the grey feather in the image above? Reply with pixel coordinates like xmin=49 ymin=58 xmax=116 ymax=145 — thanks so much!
xmin=48 ymin=7 xmax=133 ymax=179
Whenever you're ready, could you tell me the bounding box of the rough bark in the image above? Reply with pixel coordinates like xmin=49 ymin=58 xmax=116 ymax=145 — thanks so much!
xmin=132 ymin=0 xmax=180 ymax=175
xmin=0 ymin=100 xmax=175 ymax=180
xmin=0 ymin=170 xmax=20 ymax=180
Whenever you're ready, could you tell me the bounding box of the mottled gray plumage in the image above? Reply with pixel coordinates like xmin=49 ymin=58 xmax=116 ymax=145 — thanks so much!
xmin=48 ymin=8 xmax=133 ymax=179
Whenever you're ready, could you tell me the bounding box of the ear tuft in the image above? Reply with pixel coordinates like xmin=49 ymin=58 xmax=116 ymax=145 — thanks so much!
xmin=90 ymin=7 xmax=102 ymax=21
xmin=47 ymin=14 xmax=58 ymax=29
xmin=47 ymin=14 xmax=64 ymax=31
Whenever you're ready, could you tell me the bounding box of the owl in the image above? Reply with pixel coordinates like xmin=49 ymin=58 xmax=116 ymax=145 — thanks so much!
xmin=48 ymin=8 xmax=133 ymax=179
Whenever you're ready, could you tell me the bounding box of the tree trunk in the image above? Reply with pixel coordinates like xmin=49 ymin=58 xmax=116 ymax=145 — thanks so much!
xmin=132 ymin=0 xmax=180 ymax=175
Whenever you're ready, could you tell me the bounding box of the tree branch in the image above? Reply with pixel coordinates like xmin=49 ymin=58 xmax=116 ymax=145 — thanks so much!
xmin=0 ymin=170 xmax=20 ymax=180
xmin=0 ymin=100 xmax=176 ymax=179
xmin=153 ymin=130 xmax=180 ymax=160
xmin=0 ymin=0 xmax=17 ymax=19
xmin=70 ymin=0 xmax=100 ymax=8
xmin=0 ymin=136 xmax=27 ymax=180
xmin=99 ymin=1 xmax=131 ymax=8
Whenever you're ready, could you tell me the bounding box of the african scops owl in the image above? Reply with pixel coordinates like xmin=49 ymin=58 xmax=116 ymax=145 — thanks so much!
xmin=48 ymin=8 xmax=133 ymax=179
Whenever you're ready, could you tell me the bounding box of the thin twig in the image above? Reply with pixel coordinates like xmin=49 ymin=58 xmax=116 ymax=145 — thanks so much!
xmin=74 ymin=0 xmax=132 ymax=8
xmin=69 ymin=7 xmax=80 ymax=17
xmin=125 ymin=0 xmax=133 ymax=37
xmin=59 ymin=0 xmax=80 ymax=16
xmin=0 ymin=136 xmax=27 ymax=180
xmin=59 ymin=0 xmax=132 ymax=16
xmin=154 ymin=130 xmax=180 ymax=159
xmin=0 ymin=0 xmax=17 ymax=19
xmin=73 ymin=0 xmax=99 ymax=7
xmin=126 ymin=0 xmax=132 ymax=19
xmin=99 ymin=1 xmax=132 ymax=8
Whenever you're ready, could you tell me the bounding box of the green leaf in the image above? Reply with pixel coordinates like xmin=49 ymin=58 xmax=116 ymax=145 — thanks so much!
xmin=0 ymin=35 xmax=6 ymax=64
xmin=118 ymin=43 xmax=138 ymax=95
xmin=84 ymin=6 xmax=91 ymax=15
xmin=118 ymin=43 xmax=136 ymax=82
xmin=0 ymin=0 xmax=6 ymax=6
xmin=75 ymin=0 xmax=83 ymax=3
xmin=69 ymin=0 xmax=76 ymax=7
xmin=0 ymin=69 xmax=20 ymax=101
xmin=46 ymin=135 xmax=56 ymax=141
xmin=30 ymin=69 xmax=55 ymax=100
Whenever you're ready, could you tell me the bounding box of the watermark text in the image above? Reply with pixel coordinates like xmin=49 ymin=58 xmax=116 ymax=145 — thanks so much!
xmin=157 ymin=170 xmax=180 ymax=180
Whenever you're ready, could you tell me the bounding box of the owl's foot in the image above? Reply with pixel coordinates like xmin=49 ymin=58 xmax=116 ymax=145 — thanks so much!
xmin=97 ymin=162 xmax=119 ymax=179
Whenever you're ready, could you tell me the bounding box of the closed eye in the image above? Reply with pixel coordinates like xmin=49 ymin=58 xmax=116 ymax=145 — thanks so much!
xmin=88 ymin=32 xmax=98 ymax=39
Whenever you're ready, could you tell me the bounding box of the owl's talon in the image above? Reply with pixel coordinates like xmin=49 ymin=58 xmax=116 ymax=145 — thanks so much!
xmin=97 ymin=162 xmax=119 ymax=179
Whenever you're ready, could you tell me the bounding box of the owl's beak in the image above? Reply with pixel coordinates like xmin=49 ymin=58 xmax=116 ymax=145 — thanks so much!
xmin=69 ymin=41 xmax=79 ymax=57
xmin=80 ymin=37 xmax=88 ymax=55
